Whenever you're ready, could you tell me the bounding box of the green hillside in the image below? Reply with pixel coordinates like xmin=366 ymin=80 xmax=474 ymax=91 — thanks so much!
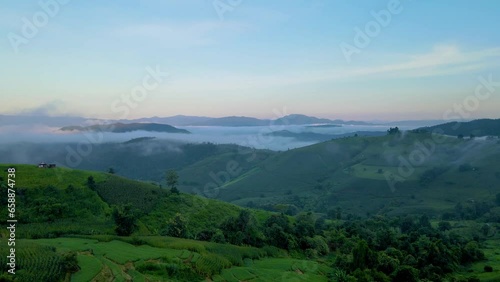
xmin=178 ymin=132 xmax=500 ymax=217
xmin=1 ymin=160 xmax=499 ymax=281
xmin=0 ymin=140 xmax=277 ymax=184
xmin=0 ymin=164 xmax=338 ymax=281
xmin=0 ymin=164 xmax=262 ymax=238
xmin=421 ymin=119 xmax=500 ymax=137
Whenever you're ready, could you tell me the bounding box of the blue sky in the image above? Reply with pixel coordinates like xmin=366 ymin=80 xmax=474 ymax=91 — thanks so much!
xmin=1 ymin=0 xmax=499 ymax=121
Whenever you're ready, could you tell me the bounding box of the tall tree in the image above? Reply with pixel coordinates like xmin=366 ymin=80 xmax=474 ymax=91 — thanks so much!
xmin=86 ymin=176 xmax=96 ymax=190
xmin=387 ymin=127 xmax=400 ymax=135
xmin=166 ymin=170 xmax=179 ymax=194
xmin=164 ymin=212 xmax=188 ymax=238
xmin=112 ymin=204 xmax=137 ymax=236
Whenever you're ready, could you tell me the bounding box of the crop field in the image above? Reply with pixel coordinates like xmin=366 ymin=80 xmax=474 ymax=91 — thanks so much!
xmin=34 ymin=238 xmax=183 ymax=263
xmin=0 ymin=239 xmax=66 ymax=282
xmin=15 ymin=236 xmax=331 ymax=281
xmin=95 ymin=175 xmax=167 ymax=213
xmin=213 ymin=258 xmax=332 ymax=282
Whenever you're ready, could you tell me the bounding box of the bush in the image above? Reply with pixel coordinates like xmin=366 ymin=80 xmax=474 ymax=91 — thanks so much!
xmin=419 ymin=167 xmax=446 ymax=186
xmin=438 ymin=221 xmax=452 ymax=231
xmin=211 ymin=230 xmax=226 ymax=243
xmin=61 ymin=251 xmax=79 ymax=272
xmin=462 ymin=241 xmax=485 ymax=263
xmin=261 ymin=245 xmax=284 ymax=257
xmin=331 ymin=268 xmax=353 ymax=282
xmin=392 ymin=266 xmax=419 ymax=282
xmin=130 ymin=236 xmax=146 ymax=246
xmin=136 ymin=262 xmax=162 ymax=273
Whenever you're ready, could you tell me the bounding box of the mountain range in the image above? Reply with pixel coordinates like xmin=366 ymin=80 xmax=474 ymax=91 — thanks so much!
xmin=124 ymin=114 xmax=374 ymax=126
xmin=1 ymin=113 xmax=467 ymax=128
xmin=1 ymin=114 xmax=373 ymax=128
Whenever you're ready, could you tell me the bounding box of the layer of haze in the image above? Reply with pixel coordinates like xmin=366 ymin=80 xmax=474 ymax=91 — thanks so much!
xmin=0 ymin=124 xmax=402 ymax=151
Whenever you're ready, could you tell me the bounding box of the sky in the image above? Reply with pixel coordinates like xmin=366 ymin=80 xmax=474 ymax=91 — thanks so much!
xmin=0 ymin=0 xmax=499 ymax=121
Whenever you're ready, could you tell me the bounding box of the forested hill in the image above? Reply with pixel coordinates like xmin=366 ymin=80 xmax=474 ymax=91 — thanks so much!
xmin=60 ymin=122 xmax=190 ymax=134
xmin=179 ymin=131 xmax=500 ymax=217
xmin=420 ymin=119 xmax=500 ymax=137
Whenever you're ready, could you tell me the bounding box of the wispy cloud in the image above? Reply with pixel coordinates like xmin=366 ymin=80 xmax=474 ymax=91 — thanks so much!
xmin=352 ymin=45 xmax=500 ymax=77
xmin=19 ymin=100 xmax=70 ymax=116
xmin=165 ymin=45 xmax=500 ymax=92
xmin=115 ymin=20 xmax=249 ymax=47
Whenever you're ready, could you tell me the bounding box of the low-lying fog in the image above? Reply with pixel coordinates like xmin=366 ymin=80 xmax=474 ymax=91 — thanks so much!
xmin=0 ymin=124 xmax=415 ymax=151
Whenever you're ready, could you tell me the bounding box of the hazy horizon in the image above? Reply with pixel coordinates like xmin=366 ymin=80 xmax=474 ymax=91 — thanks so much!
xmin=0 ymin=112 xmax=492 ymax=123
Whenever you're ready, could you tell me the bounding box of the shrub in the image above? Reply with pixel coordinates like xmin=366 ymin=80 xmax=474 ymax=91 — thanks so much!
xmin=392 ymin=266 xmax=419 ymax=282
xmin=61 ymin=251 xmax=79 ymax=272
xmin=136 ymin=262 xmax=162 ymax=273
xmin=419 ymin=167 xmax=446 ymax=186
xmin=484 ymin=265 xmax=493 ymax=272
xmin=211 ymin=230 xmax=226 ymax=243
xmin=130 ymin=236 xmax=146 ymax=246
xmin=438 ymin=221 xmax=452 ymax=231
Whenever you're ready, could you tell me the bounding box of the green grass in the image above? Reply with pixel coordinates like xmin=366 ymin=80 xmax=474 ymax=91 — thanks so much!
xmin=100 ymin=257 xmax=128 ymax=282
xmin=127 ymin=269 xmax=147 ymax=282
xmin=468 ymin=239 xmax=500 ymax=282
xmin=350 ymin=163 xmax=424 ymax=181
xmin=71 ymin=254 xmax=102 ymax=282
xmin=213 ymin=258 xmax=332 ymax=282
xmin=0 ymin=164 xmax=108 ymax=189
xmin=0 ymin=164 xmax=112 ymax=238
